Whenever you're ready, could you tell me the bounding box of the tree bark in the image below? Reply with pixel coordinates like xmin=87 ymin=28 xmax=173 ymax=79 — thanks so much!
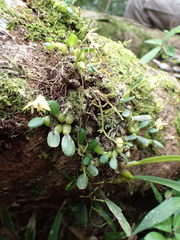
xmin=0 ymin=0 xmax=179 ymax=205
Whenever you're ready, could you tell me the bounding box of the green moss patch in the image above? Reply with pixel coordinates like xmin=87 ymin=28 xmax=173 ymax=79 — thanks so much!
xmin=4 ymin=0 xmax=89 ymax=42
xmin=175 ymin=112 xmax=180 ymax=135
xmin=0 ymin=71 xmax=28 ymax=119
xmin=94 ymin=18 xmax=152 ymax=57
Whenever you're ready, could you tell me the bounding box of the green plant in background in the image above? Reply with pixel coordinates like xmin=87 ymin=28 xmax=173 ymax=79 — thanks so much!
xmin=0 ymin=207 xmax=62 ymax=240
xmin=134 ymin=182 xmax=180 ymax=240
xmin=75 ymin=155 xmax=180 ymax=239
xmin=140 ymin=25 xmax=180 ymax=64
xmin=0 ymin=177 xmax=180 ymax=239
xmin=89 ymin=176 xmax=180 ymax=240
xmin=75 ymin=0 xmax=127 ymax=17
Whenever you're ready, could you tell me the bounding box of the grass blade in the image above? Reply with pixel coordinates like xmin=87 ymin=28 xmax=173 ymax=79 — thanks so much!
xmin=48 ymin=209 xmax=62 ymax=240
xmin=132 ymin=175 xmax=180 ymax=192
xmin=25 ymin=213 xmax=36 ymax=240
xmin=93 ymin=202 xmax=116 ymax=231
xmin=133 ymin=197 xmax=180 ymax=234
xmin=126 ymin=155 xmax=180 ymax=168
xmin=0 ymin=207 xmax=15 ymax=233
xmin=163 ymin=25 xmax=180 ymax=42
xmin=150 ymin=183 xmax=163 ymax=203
xmin=140 ymin=46 xmax=161 ymax=64
xmin=104 ymin=199 xmax=131 ymax=237
xmin=144 ymin=39 xmax=162 ymax=45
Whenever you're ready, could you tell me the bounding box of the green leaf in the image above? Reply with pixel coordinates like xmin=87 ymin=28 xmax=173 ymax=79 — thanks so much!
xmin=61 ymin=135 xmax=75 ymax=156
xmin=133 ymin=197 xmax=180 ymax=234
xmin=125 ymin=142 xmax=133 ymax=147
xmin=125 ymin=134 xmax=137 ymax=141
xmin=140 ymin=46 xmax=161 ymax=64
xmin=83 ymin=47 xmax=94 ymax=53
xmin=48 ymin=209 xmax=62 ymax=240
xmin=163 ymin=25 xmax=180 ymax=42
xmin=149 ymin=128 xmax=158 ymax=133
xmin=87 ymin=165 xmax=99 ymax=177
xmin=100 ymin=155 xmax=109 ymax=164
xmin=120 ymin=96 xmax=135 ymax=103
xmin=172 ymin=181 xmax=180 ymax=197
xmin=87 ymin=139 xmax=99 ymax=152
xmin=105 ymin=232 xmax=125 ymax=240
xmin=104 ymin=199 xmax=131 ymax=237
xmin=28 ymin=117 xmax=44 ymax=128
xmin=144 ymin=232 xmax=166 ymax=240
xmin=66 ymin=7 xmax=73 ymax=14
xmin=25 ymin=213 xmax=36 ymax=240
xmin=44 ymin=42 xmax=55 ymax=51
xmin=87 ymin=63 xmax=96 ymax=73
xmin=93 ymin=203 xmax=116 ymax=231
xmin=139 ymin=120 xmax=151 ymax=129
xmin=0 ymin=207 xmax=15 ymax=233
xmin=137 ymin=136 xmax=151 ymax=146
xmin=126 ymin=155 xmax=180 ymax=168
xmin=153 ymin=140 xmax=164 ymax=148
xmin=109 ymin=158 xmax=118 ymax=170
xmin=65 ymin=180 xmax=75 ymax=191
xmin=78 ymin=128 xmax=87 ymax=145
xmin=132 ymin=176 xmax=180 ymax=192
xmin=93 ymin=144 xmax=105 ymax=155
xmin=82 ymin=155 xmax=92 ymax=166
xmin=71 ymin=202 xmax=88 ymax=227
xmin=132 ymin=115 xmax=152 ymax=121
xmin=77 ymin=174 xmax=88 ymax=190
xmin=174 ymin=233 xmax=180 ymax=240
xmin=150 ymin=183 xmax=163 ymax=203
xmin=173 ymin=212 xmax=180 ymax=233
xmin=66 ymin=34 xmax=78 ymax=47
xmin=122 ymin=109 xmax=131 ymax=118
xmin=154 ymin=217 xmax=172 ymax=233
xmin=48 ymin=100 xmax=60 ymax=115
xmin=0 ymin=235 xmax=10 ymax=240
xmin=144 ymin=39 xmax=163 ymax=45
xmin=163 ymin=45 xmax=176 ymax=57
xmin=47 ymin=131 xmax=60 ymax=148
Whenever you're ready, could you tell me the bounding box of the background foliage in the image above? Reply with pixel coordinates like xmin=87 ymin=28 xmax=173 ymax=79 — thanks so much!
xmin=75 ymin=0 xmax=127 ymax=16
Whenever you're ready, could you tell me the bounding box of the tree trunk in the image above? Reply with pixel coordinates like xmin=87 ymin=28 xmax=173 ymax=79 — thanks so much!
xmin=0 ymin=0 xmax=179 ymax=206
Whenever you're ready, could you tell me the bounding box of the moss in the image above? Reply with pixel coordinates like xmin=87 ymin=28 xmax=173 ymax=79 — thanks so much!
xmin=1 ymin=0 xmax=178 ymax=152
xmin=4 ymin=0 xmax=89 ymax=42
xmin=95 ymin=18 xmax=152 ymax=57
xmin=92 ymin=36 xmax=163 ymax=117
xmin=158 ymin=73 xmax=180 ymax=105
xmin=0 ymin=0 xmax=23 ymax=24
xmin=67 ymin=89 xmax=87 ymax=117
xmin=0 ymin=71 xmax=28 ymax=119
xmin=174 ymin=112 xmax=180 ymax=135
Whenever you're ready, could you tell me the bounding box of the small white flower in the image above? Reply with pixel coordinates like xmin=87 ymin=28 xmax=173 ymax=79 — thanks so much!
xmin=155 ymin=118 xmax=168 ymax=130
xmin=23 ymin=95 xmax=50 ymax=113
